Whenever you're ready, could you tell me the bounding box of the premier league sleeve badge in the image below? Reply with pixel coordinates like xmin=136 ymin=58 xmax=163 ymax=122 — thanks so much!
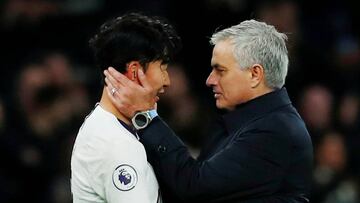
xmin=112 ymin=164 xmax=138 ymax=191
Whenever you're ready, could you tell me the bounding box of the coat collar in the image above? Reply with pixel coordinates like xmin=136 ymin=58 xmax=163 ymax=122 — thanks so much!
xmin=222 ymin=87 xmax=292 ymax=135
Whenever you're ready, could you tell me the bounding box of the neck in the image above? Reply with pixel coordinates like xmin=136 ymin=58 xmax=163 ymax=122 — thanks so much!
xmin=247 ymin=84 xmax=275 ymax=103
xmin=255 ymin=85 xmax=274 ymax=98
xmin=99 ymin=87 xmax=131 ymax=125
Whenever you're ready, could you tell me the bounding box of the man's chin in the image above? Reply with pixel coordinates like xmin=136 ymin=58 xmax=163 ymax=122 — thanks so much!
xmin=216 ymin=101 xmax=225 ymax=109
xmin=216 ymin=101 xmax=233 ymax=111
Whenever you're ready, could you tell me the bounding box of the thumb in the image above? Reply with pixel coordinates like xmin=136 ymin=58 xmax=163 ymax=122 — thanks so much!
xmin=137 ymin=69 xmax=150 ymax=88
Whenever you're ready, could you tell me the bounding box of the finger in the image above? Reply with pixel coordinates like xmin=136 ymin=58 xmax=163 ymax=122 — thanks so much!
xmin=107 ymin=88 xmax=135 ymax=118
xmin=105 ymin=84 xmax=128 ymax=106
xmin=104 ymin=77 xmax=113 ymax=90
xmin=105 ymin=81 xmax=115 ymax=99
xmin=108 ymin=67 xmax=137 ymax=87
xmin=104 ymin=70 xmax=124 ymax=89
xmin=105 ymin=78 xmax=118 ymax=98
xmin=105 ymin=77 xmax=127 ymax=99
xmin=105 ymin=88 xmax=130 ymax=116
xmin=104 ymin=74 xmax=112 ymax=88
xmin=137 ymin=69 xmax=150 ymax=88
xmin=137 ymin=69 xmax=156 ymax=97
xmin=104 ymin=77 xmax=115 ymax=90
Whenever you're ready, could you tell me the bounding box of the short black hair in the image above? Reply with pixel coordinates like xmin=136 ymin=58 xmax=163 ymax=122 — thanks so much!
xmin=89 ymin=12 xmax=181 ymax=79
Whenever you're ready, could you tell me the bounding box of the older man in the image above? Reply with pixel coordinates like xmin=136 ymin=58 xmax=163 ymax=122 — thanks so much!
xmin=105 ymin=19 xmax=313 ymax=203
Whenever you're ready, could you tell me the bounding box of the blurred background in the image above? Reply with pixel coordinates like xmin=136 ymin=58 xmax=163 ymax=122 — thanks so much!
xmin=1 ymin=0 xmax=360 ymax=202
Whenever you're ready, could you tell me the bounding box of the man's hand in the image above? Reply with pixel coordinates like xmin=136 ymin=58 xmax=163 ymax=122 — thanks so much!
xmin=104 ymin=67 xmax=157 ymax=118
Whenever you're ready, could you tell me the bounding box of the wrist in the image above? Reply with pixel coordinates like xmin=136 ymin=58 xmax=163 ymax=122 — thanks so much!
xmin=131 ymin=109 xmax=158 ymax=130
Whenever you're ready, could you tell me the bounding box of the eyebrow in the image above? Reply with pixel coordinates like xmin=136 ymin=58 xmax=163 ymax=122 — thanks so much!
xmin=211 ymin=62 xmax=219 ymax=68
xmin=212 ymin=63 xmax=227 ymax=70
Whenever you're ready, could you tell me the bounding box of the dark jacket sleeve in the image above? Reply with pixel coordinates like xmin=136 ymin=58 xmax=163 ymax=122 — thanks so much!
xmin=139 ymin=117 xmax=293 ymax=202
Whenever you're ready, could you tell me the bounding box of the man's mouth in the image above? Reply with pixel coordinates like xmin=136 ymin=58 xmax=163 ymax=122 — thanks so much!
xmin=155 ymin=88 xmax=166 ymax=102
xmin=155 ymin=90 xmax=163 ymax=102
xmin=212 ymin=89 xmax=221 ymax=99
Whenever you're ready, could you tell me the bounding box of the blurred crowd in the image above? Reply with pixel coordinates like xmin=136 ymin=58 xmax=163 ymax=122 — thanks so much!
xmin=1 ymin=0 xmax=360 ymax=202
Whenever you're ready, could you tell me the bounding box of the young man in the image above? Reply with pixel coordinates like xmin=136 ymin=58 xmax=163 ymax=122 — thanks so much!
xmin=70 ymin=12 xmax=181 ymax=203
xmin=105 ymin=20 xmax=313 ymax=203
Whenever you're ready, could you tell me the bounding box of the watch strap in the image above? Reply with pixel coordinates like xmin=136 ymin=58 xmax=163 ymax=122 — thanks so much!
xmin=148 ymin=109 xmax=158 ymax=120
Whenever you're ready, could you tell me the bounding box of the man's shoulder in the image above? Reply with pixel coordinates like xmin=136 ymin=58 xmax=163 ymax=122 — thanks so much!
xmin=239 ymin=104 xmax=308 ymax=142
xmin=242 ymin=103 xmax=312 ymax=147
xmin=81 ymin=105 xmax=115 ymax=129
xmin=252 ymin=104 xmax=304 ymax=128
xmin=76 ymin=106 xmax=140 ymax=151
xmin=72 ymin=107 xmax=147 ymax=170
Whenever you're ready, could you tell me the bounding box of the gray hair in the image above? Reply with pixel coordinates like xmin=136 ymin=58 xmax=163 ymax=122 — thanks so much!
xmin=210 ymin=20 xmax=289 ymax=89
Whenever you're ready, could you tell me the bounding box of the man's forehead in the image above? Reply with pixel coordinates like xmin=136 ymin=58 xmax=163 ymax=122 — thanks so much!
xmin=210 ymin=56 xmax=219 ymax=67
xmin=211 ymin=43 xmax=235 ymax=68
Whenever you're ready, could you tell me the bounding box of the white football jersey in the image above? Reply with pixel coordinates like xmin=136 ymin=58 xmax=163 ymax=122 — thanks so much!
xmin=71 ymin=104 xmax=161 ymax=203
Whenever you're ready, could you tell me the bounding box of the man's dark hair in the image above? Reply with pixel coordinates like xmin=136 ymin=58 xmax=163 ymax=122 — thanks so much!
xmin=89 ymin=12 xmax=181 ymax=79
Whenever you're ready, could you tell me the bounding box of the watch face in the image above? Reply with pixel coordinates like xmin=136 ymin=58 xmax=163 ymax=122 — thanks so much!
xmin=135 ymin=114 xmax=148 ymax=127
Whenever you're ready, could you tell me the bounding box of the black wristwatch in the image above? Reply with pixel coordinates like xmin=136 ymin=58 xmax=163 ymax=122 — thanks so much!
xmin=131 ymin=109 xmax=158 ymax=130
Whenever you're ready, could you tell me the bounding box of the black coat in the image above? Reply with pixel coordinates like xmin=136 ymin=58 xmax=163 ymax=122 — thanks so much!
xmin=139 ymin=88 xmax=313 ymax=203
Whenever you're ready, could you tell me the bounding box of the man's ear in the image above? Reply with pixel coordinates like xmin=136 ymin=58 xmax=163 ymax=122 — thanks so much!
xmin=250 ymin=64 xmax=265 ymax=88
xmin=126 ymin=61 xmax=142 ymax=83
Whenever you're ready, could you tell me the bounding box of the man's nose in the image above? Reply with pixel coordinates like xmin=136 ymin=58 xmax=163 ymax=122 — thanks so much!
xmin=206 ymin=70 xmax=216 ymax=87
xmin=164 ymin=71 xmax=170 ymax=87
